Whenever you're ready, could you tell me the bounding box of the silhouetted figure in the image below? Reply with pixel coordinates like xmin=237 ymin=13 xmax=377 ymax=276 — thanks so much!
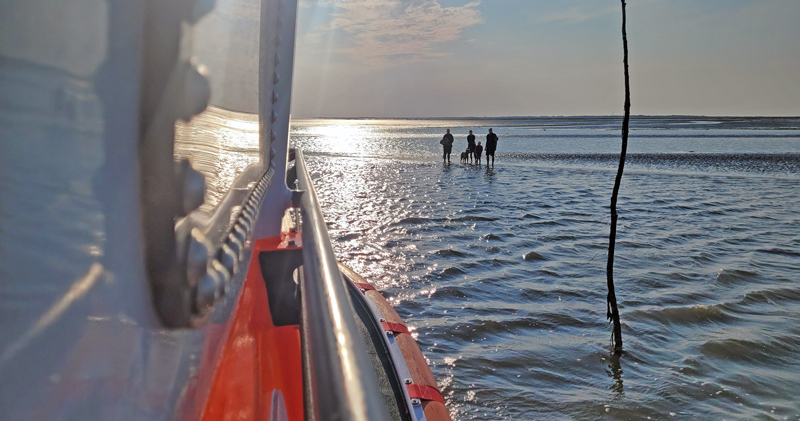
xmin=485 ymin=128 xmax=498 ymax=166
xmin=466 ymin=130 xmax=476 ymax=163
xmin=486 ymin=129 xmax=497 ymax=165
xmin=440 ymin=129 xmax=454 ymax=163
xmin=474 ymin=141 xmax=483 ymax=165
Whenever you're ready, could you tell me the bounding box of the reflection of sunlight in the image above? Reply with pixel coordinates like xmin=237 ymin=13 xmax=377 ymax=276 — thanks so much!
xmin=310 ymin=156 xmax=416 ymax=289
xmin=224 ymin=118 xmax=259 ymax=134
xmin=175 ymin=106 xmax=260 ymax=213
xmin=308 ymin=122 xmax=374 ymax=155
xmin=290 ymin=118 xmax=454 ymax=161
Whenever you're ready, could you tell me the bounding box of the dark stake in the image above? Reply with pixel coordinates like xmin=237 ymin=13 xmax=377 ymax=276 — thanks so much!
xmin=606 ymin=0 xmax=630 ymax=354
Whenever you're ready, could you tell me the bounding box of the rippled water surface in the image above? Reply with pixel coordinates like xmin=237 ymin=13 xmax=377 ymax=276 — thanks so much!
xmin=292 ymin=117 xmax=800 ymax=420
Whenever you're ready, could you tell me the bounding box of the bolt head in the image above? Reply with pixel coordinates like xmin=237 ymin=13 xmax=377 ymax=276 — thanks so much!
xmin=220 ymin=243 xmax=238 ymax=275
xmin=227 ymin=232 xmax=242 ymax=257
xmin=179 ymin=60 xmax=211 ymax=121
xmin=186 ymin=228 xmax=211 ymax=287
xmin=195 ymin=269 xmax=221 ymax=315
xmin=182 ymin=161 xmax=206 ymax=215
xmin=235 ymin=222 xmax=247 ymax=236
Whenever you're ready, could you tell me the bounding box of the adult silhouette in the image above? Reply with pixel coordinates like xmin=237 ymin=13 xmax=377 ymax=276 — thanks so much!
xmin=485 ymin=128 xmax=498 ymax=166
xmin=440 ymin=129 xmax=454 ymax=163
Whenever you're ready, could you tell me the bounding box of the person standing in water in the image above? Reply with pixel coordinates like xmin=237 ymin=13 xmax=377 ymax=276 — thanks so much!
xmin=466 ymin=130 xmax=476 ymax=163
xmin=440 ymin=129 xmax=454 ymax=163
xmin=474 ymin=141 xmax=483 ymax=165
xmin=485 ymin=128 xmax=498 ymax=166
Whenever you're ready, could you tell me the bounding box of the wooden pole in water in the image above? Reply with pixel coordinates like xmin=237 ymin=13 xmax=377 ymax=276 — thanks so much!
xmin=606 ymin=0 xmax=630 ymax=354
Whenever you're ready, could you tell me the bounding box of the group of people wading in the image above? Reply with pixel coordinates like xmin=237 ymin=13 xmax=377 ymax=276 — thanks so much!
xmin=440 ymin=128 xmax=499 ymax=166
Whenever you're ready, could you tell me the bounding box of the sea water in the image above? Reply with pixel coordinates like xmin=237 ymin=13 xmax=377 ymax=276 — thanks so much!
xmin=289 ymin=117 xmax=800 ymax=420
xmin=180 ymin=114 xmax=800 ymax=419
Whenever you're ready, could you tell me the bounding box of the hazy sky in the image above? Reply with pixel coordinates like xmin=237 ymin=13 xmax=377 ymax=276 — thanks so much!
xmin=291 ymin=0 xmax=800 ymax=118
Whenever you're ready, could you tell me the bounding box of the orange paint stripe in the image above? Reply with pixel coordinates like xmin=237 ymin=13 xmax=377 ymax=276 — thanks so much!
xmin=381 ymin=321 xmax=410 ymax=335
xmin=355 ymin=282 xmax=376 ymax=292
xmin=406 ymin=384 xmax=445 ymax=405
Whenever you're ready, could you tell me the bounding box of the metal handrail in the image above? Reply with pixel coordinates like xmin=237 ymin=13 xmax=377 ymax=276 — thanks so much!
xmin=293 ymin=149 xmax=391 ymax=421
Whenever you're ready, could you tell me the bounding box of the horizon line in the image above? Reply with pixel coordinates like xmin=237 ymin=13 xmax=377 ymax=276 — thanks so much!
xmin=291 ymin=114 xmax=800 ymax=120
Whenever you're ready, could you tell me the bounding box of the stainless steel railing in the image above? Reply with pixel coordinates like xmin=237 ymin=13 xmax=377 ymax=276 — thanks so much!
xmin=293 ymin=149 xmax=391 ymax=421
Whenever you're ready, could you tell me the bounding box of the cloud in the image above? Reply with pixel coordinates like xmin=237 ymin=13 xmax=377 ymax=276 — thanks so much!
xmin=325 ymin=0 xmax=483 ymax=66
xmin=541 ymin=6 xmax=612 ymax=24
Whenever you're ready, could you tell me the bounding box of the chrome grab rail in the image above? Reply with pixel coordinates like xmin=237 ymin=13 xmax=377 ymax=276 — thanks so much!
xmin=293 ymin=149 xmax=391 ymax=421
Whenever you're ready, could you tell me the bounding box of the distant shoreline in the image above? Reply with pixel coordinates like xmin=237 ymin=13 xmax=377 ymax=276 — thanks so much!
xmin=293 ymin=115 xmax=800 ymax=120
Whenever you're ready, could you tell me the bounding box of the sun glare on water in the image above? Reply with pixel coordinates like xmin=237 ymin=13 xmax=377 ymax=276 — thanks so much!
xmin=299 ymin=120 xmax=381 ymax=157
xmin=175 ymin=106 xmax=261 ymax=211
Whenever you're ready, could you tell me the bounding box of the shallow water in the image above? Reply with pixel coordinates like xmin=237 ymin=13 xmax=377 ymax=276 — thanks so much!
xmin=292 ymin=117 xmax=800 ymax=420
